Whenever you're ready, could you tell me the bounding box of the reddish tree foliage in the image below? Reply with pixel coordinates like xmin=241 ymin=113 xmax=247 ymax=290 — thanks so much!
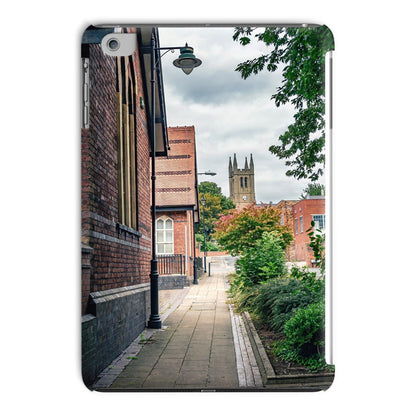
xmin=214 ymin=204 xmax=293 ymax=256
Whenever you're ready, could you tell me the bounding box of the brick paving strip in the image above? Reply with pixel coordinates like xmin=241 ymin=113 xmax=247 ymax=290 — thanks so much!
xmin=93 ymin=272 xmax=264 ymax=391
xmin=229 ymin=305 xmax=263 ymax=387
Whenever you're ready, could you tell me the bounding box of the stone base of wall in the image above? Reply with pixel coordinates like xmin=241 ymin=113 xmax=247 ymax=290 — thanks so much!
xmin=158 ymin=274 xmax=187 ymax=290
xmin=81 ymin=283 xmax=150 ymax=387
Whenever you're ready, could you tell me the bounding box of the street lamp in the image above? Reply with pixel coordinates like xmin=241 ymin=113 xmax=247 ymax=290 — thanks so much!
xmin=148 ymin=29 xmax=202 ymax=329
xmin=197 ymin=171 xmax=216 ymax=176
xmin=173 ymin=44 xmax=202 ymax=75
xmin=200 ymin=195 xmax=207 ymax=273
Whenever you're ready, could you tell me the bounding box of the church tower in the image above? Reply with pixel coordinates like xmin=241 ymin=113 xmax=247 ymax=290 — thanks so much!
xmin=229 ymin=153 xmax=256 ymax=209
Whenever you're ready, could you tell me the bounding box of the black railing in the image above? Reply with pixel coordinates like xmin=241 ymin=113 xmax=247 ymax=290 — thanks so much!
xmin=157 ymin=254 xmax=186 ymax=275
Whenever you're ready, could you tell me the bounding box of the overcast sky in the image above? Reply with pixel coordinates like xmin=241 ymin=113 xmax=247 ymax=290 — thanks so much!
xmin=159 ymin=26 xmax=320 ymax=203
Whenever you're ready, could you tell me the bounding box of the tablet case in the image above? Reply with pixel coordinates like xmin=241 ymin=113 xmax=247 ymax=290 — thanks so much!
xmin=81 ymin=24 xmax=335 ymax=392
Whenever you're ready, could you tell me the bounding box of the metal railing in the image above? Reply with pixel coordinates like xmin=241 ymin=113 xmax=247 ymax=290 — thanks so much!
xmin=157 ymin=254 xmax=186 ymax=275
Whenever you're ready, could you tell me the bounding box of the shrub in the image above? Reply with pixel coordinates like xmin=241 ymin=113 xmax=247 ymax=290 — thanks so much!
xmin=228 ymin=274 xmax=260 ymax=312
xmin=289 ymin=266 xmax=324 ymax=294
xmin=284 ymin=301 xmax=325 ymax=355
xmin=235 ymin=231 xmax=287 ymax=286
xmin=307 ymin=222 xmax=325 ymax=276
xmin=252 ymin=278 xmax=322 ymax=332
xmin=273 ymin=301 xmax=328 ymax=371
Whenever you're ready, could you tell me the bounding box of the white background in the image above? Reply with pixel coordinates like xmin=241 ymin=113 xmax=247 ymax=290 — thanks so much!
xmin=2 ymin=1 xmax=415 ymax=414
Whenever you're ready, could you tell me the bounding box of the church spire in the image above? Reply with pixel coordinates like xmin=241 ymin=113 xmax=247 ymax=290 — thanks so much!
xmin=244 ymin=156 xmax=248 ymax=169
xmin=228 ymin=156 xmax=232 ymax=176
xmin=233 ymin=153 xmax=238 ymax=169
xmin=250 ymin=153 xmax=254 ymax=170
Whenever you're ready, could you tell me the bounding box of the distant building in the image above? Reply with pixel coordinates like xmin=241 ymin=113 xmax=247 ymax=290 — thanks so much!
xmin=155 ymin=126 xmax=199 ymax=285
xmin=229 ymin=153 xmax=256 ymax=209
xmin=292 ymin=196 xmax=326 ymax=267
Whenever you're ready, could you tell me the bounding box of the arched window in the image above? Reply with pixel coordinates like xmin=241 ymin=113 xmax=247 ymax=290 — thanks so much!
xmin=156 ymin=216 xmax=174 ymax=254
xmin=240 ymin=177 xmax=243 ymax=188
xmin=245 ymin=177 xmax=248 ymax=188
xmin=116 ymin=55 xmax=137 ymax=229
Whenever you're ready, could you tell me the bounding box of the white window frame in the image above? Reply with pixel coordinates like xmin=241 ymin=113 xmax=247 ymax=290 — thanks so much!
xmin=312 ymin=214 xmax=326 ymax=234
xmin=156 ymin=216 xmax=174 ymax=254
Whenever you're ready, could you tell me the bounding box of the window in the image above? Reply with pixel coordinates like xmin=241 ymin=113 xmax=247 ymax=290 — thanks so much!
xmin=295 ymin=218 xmax=298 ymax=235
xmin=300 ymin=216 xmax=303 ymax=233
xmin=312 ymin=214 xmax=326 ymax=233
xmin=240 ymin=177 xmax=243 ymax=188
xmin=244 ymin=177 xmax=248 ymax=188
xmin=116 ymin=56 xmax=137 ymax=229
xmin=156 ymin=217 xmax=174 ymax=254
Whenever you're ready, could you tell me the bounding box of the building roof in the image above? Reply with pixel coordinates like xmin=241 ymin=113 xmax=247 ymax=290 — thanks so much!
xmin=155 ymin=126 xmax=199 ymax=219
xmin=138 ymin=27 xmax=169 ymax=156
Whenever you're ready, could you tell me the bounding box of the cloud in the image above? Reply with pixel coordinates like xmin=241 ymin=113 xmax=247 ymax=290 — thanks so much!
xmin=158 ymin=27 xmax=317 ymax=204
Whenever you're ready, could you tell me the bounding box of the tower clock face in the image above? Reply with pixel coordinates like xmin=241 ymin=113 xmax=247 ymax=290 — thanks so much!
xmin=242 ymin=195 xmax=247 ymax=201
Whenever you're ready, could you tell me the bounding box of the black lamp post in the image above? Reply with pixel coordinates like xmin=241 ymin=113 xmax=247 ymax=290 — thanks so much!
xmin=147 ymin=29 xmax=202 ymax=329
xmin=200 ymin=195 xmax=207 ymax=273
xmin=197 ymin=171 xmax=216 ymax=176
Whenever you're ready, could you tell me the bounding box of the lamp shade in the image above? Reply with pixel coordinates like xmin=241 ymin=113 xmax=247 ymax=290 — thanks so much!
xmin=173 ymin=44 xmax=202 ymax=75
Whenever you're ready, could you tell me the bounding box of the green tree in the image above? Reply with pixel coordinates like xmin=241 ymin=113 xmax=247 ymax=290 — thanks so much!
xmin=214 ymin=204 xmax=293 ymax=256
xmin=300 ymin=183 xmax=325 ymax=199
xmin=233 ymin=26 xmax=334 ymax=181
xmin=236 ymin=231 xmax=287 ymax=286
xmin=197 ymin=181 xmax=235 ymax=239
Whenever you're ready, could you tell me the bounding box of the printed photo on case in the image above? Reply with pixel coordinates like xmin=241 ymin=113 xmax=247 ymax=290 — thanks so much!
xmin=81 ymin=24 xmax=335 ymax=392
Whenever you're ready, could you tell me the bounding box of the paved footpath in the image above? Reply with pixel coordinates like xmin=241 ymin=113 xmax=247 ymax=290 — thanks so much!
xmin=94 ymin=257 xmax=262 ymax=391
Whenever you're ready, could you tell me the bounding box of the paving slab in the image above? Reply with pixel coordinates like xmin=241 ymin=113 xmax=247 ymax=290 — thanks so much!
xmin=93 ymin=260 xmax=264 ymax=391
xmin=103 ymin=273 xmax=238 ymax=390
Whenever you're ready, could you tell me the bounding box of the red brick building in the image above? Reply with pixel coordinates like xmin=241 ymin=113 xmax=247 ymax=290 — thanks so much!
xmin=81 ymin=26 xmax=169 ymax=385
xmin=155 ymin=126 xmax=200 ymax=284
xmin=292 ymin=196 xmax=326 ymax=266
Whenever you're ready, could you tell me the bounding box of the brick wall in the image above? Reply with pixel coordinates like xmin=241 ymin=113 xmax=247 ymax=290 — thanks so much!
xmin=82 ymin=43 xmax=152 ymax=296
xmin=81 ymin=244 xmax=93 ymax=314
xmin=292 ymin=198 xmax=325 ymax=266
xmin=81 ymin=33 xmax=153 ymax=385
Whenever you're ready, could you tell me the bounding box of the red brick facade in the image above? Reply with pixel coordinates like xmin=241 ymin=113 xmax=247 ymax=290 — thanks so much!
xmin=81 ymin=27 xmax=174 ymax=385
xmin=292 ymin=197 xmax=325 ymax=266
xmin=81 ymin=34 xmax=153 ymax=313
xmin=275 ymin=200 xmax=297 ymax=262
xmin=155 ymin=126 xmax=199 ymax=280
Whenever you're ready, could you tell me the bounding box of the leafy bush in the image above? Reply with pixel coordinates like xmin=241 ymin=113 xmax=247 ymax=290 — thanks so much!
xmin=284 ymin=301 xmax=325 ymax=355
xmin=307 ymin=222 xmax=325 ymax=276
xmin=273 ymin=301 xmax=328 ymax=371
xmin=235 ymin=231 xmax=287 ymax=286
xmin=228 ymin=273 xmax=260 ymax=312
xmin=289 ymin=266 xmax=324 ymax=294
xmin=252 ymin=277 xmax=322 ymax=332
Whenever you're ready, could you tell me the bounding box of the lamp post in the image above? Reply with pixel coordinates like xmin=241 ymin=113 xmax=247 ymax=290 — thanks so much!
xmin=200 ymin=195 xmax=207 ymax=273
xmin=197 ymin=171 xmax=216 ymax=176
xmin=148 ymin=29 xmax=202 ymax=329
